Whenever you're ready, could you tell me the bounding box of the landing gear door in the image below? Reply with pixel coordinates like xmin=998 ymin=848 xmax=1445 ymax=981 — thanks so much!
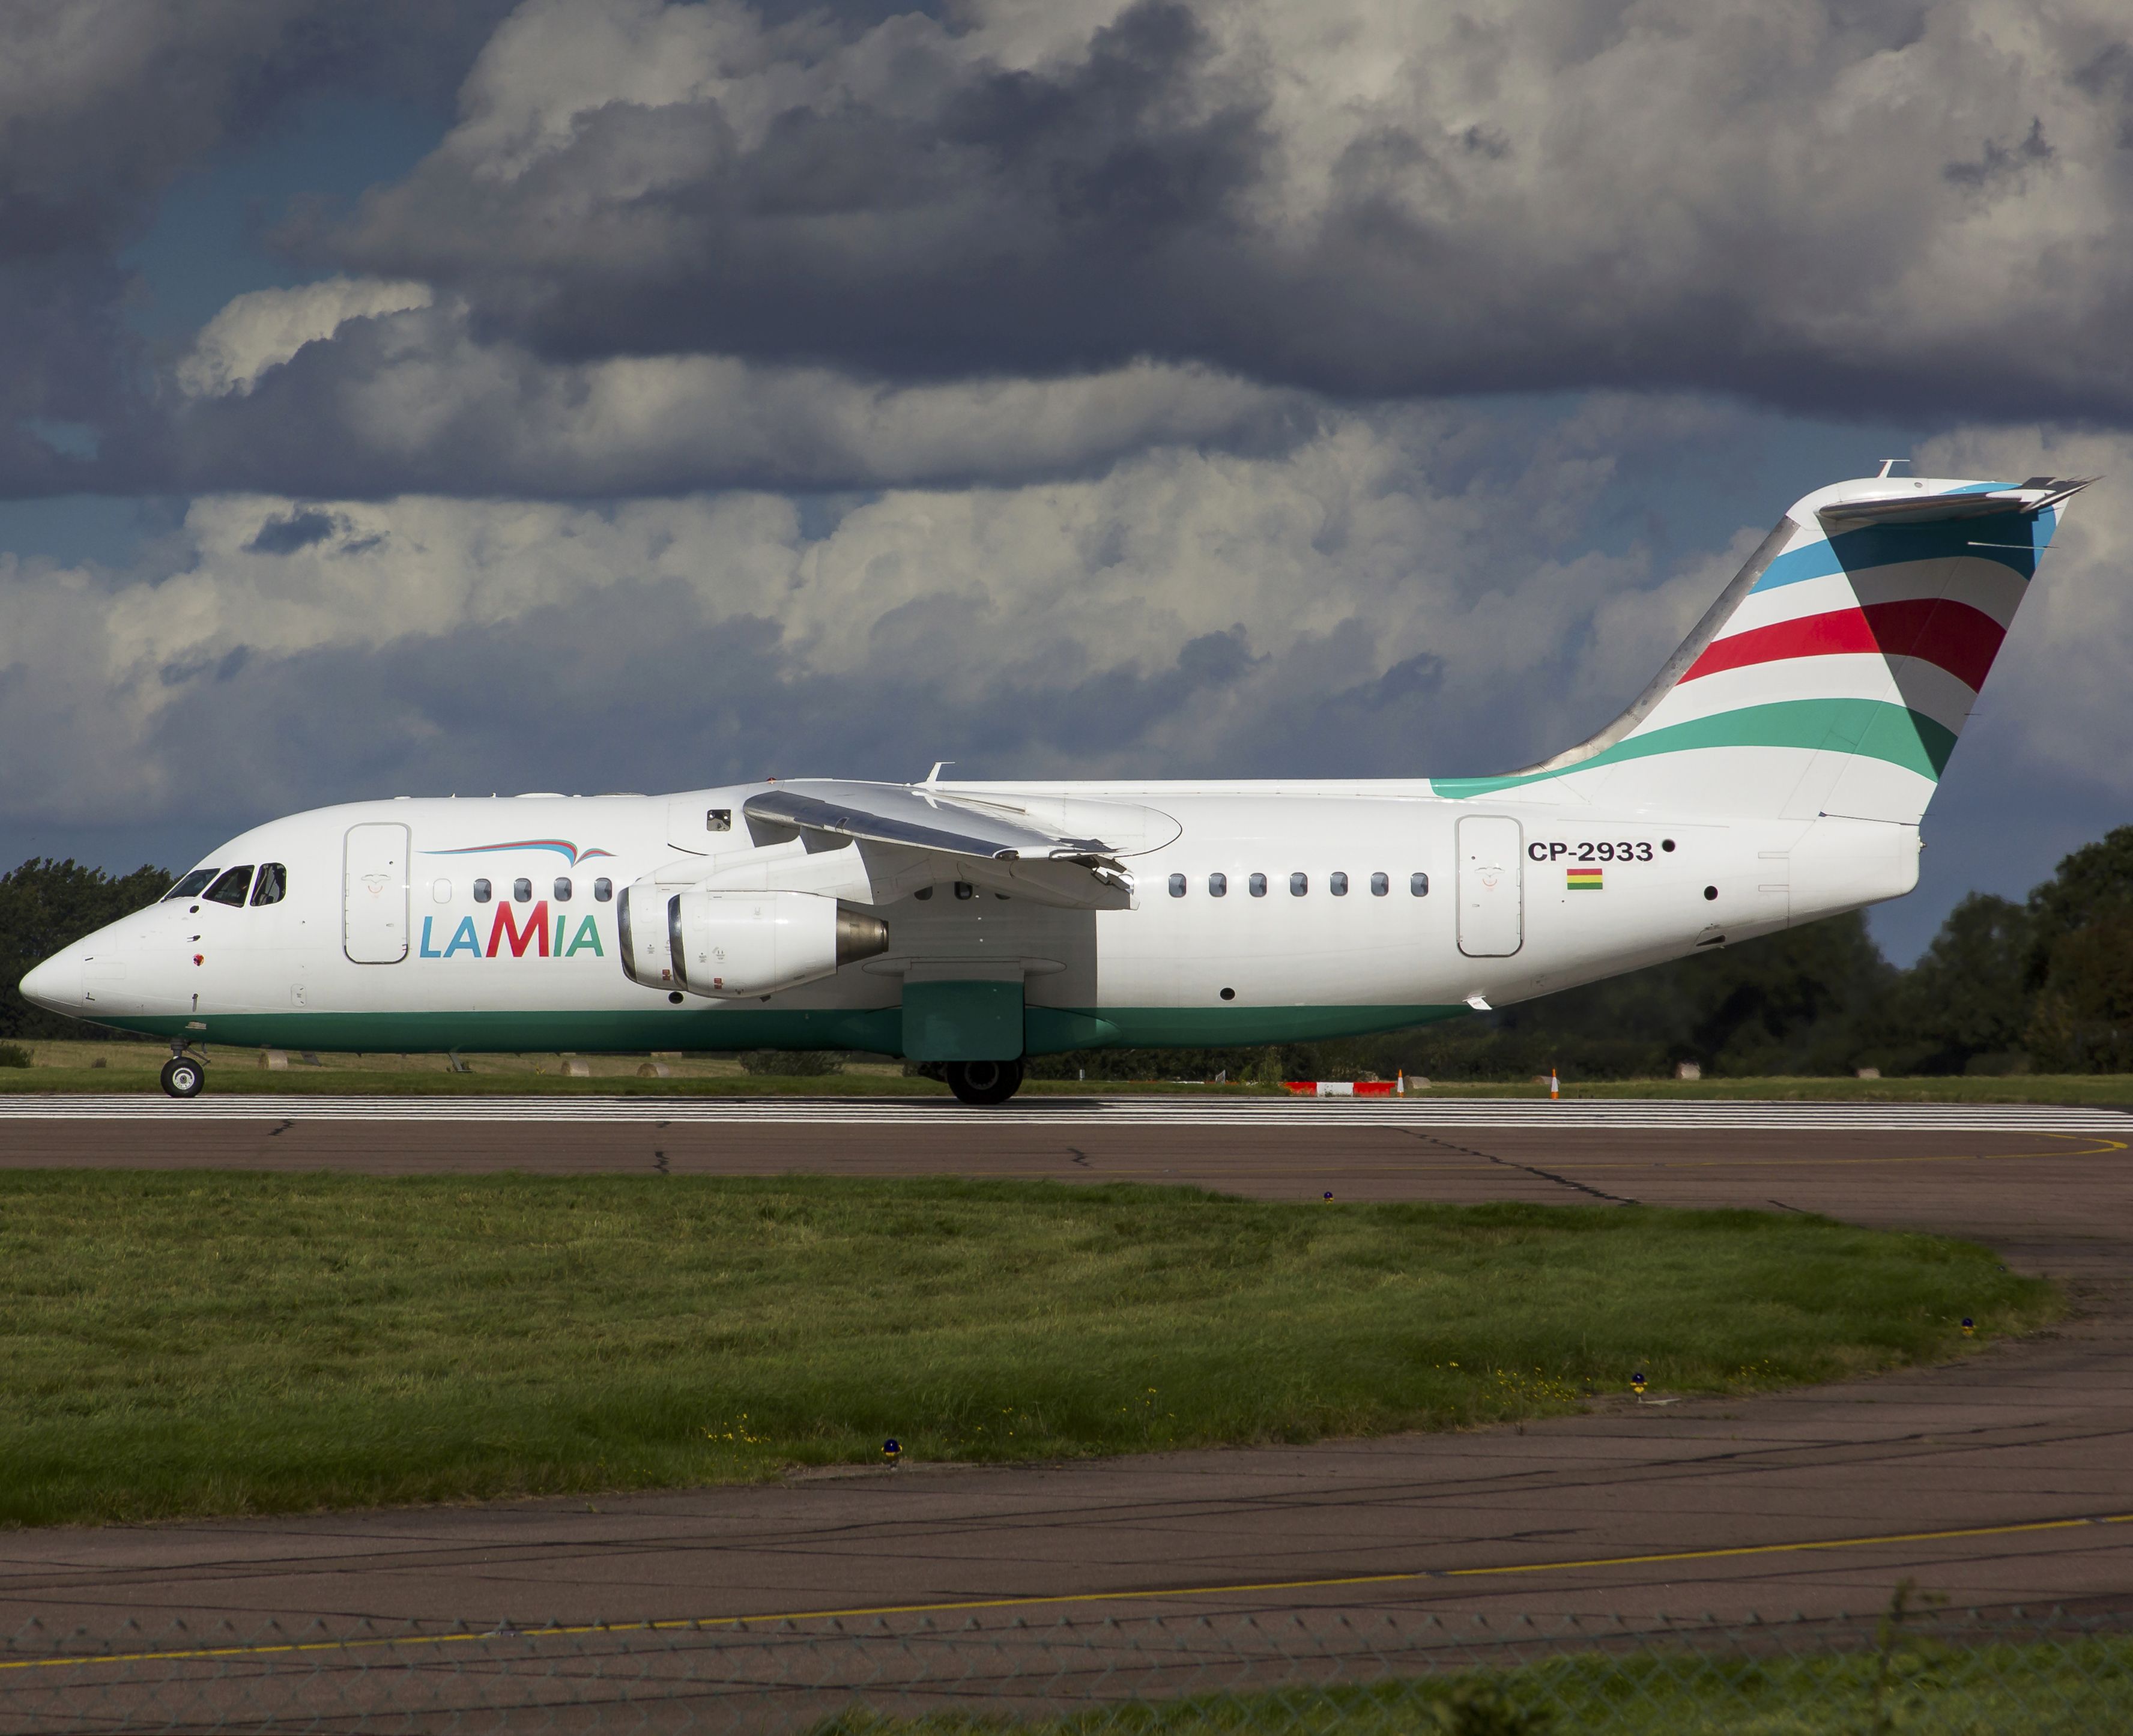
xmin=1457 ymin=815 xmax=1524 ymax=958
xmin=343 ymin=823 xmax=411 ymax=964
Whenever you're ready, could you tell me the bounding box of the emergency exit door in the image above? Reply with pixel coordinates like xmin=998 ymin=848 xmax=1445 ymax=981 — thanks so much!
xmin=1457 ymin=815 xmax=1524 ymax=957
xmin=343 ymin=822 xmax=410 ymax=964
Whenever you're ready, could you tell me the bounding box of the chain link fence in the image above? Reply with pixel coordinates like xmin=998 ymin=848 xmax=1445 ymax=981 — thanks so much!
xmin=5 ymin=1592 xmax=2130 ymax=1733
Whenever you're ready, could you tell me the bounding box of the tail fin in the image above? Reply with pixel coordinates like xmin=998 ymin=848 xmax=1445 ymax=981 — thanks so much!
xmin=1436 ymin=474 xmax=2092 ymax=820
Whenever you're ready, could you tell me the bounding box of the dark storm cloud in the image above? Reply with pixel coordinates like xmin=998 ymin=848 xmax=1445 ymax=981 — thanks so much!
xmin=314 ymin=0 xmax=1267 ymax=378
xmin=243 ymin=507 xmax=343 ymax=554
xmin=0 ymin=0 xmax=515 ymax=491
xmin=291 ymin=0 xmax=2133 ymax=432
xmin=106 ymin=301 xmax=1318 ymax=497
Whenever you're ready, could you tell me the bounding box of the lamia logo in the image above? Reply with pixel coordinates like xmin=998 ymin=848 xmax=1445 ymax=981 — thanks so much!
xmin=418 ymin=839 xmax=613 ymax=960
xmin=420 ymin=904 xmax=604 ymax=960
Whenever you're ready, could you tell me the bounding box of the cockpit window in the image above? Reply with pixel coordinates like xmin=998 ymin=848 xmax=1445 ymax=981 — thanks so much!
xmin=165 ymin=869 xmax=217 ymax=901
xmin=204 ymin=865 xmax=254 ymax=907
xmin=251 ymin=863 xmax=288 ymax=906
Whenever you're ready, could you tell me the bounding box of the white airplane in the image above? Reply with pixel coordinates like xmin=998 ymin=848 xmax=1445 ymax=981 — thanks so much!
xmin=21 ymin=470 xmax=2089 ymax=1103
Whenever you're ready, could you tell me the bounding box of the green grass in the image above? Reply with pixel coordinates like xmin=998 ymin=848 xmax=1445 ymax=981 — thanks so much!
xmin=0 ymin=1174 xmax=2056 ymax=1527
xmin=4 ymin=1039 xmax=2133 ymax=1100
xmin=806 ymin=1633 xmax=2133 ymax=1733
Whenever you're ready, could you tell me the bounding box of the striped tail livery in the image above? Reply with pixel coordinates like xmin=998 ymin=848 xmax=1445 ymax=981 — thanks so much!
xmin=1436 ymin=472 xmax=2091 ymax=823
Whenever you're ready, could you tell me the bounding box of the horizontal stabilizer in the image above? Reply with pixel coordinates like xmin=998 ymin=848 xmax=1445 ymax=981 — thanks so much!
xmin=1816 ymin=478 xmax=2093 ymax=534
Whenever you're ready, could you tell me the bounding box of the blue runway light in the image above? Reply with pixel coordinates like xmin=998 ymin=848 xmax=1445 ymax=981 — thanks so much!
xmin=883 ymin=1437 xmax=901 ymax=1463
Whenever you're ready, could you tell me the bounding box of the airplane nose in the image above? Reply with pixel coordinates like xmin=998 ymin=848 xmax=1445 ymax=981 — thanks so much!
xmin=19 ymin=952 xmax=77 ymax=1012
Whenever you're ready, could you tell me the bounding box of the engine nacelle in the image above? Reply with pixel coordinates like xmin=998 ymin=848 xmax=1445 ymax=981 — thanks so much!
xmin=617 ymin=886 xmax=887 ymax=997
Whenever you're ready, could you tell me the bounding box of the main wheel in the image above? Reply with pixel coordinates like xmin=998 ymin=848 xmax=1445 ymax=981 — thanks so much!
xmin=160 ymin=1055 xmax=206 ymax=1098
xmin=943 ymin=1058 xmax=1024 ymax=1105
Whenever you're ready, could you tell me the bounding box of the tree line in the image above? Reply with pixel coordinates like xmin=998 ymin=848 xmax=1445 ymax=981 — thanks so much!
xmin=4 ymin=826 xmax=2129 ymax=1077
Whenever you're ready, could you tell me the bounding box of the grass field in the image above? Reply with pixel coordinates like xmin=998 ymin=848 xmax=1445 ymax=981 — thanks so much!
xmin=3 ymin=1038 xmax=2132 ymax=1101
xmin=0 ymin=1173 xmax=2054 ymax=1527
xmin=810 ymin=1632 xmax=2133 ymax=1733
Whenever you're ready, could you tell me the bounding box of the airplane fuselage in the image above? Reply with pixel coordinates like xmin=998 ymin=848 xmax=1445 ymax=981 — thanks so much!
xmin=34 ymin=784 xmax=1917 ymax=1057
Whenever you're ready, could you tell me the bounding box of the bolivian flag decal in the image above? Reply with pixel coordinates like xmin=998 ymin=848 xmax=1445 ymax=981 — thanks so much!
xmin=1566 ymin=865 xmax=1604 ymax=891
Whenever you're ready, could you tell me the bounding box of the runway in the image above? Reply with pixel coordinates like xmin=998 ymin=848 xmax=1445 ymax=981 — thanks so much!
xmin=1 ymin=1091 xmax=2126 ymax=1129
xmin=3 ymin=1096 xmax=2131 ymax=1663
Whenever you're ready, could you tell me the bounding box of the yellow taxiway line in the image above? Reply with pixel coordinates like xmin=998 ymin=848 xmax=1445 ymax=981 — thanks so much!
xmin=9 ymin=1510 xmax=2130 ymax=1672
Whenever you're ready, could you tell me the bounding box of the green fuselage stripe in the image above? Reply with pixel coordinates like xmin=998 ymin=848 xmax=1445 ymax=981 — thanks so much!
xmin=100 ymin=1003 xmax=1466 ymax=1057
xmin=1431 ymin=697 xmax=1957 ymax=800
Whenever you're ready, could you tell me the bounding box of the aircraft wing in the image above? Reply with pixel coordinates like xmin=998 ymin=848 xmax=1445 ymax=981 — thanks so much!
xmin=743 ymin=782 xmax=1134 ymax=908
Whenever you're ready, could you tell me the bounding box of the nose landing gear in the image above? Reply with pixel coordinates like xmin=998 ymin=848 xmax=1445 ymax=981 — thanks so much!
xmin=160 ymin=1045 xmax=206 ymax=1098
xmin=942 ymin=1058 xmax=1024 ymax=1105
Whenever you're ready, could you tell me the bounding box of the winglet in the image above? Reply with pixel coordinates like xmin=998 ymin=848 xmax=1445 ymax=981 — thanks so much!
xmin=923 ymin=761 xmax=953 ymax=791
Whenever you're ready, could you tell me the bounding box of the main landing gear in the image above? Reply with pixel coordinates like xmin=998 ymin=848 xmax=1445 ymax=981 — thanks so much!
xmin=160 ymin=1045 xmax=206 ymax=1098
xmin=943 ymin=1058 xmax=1024 ymax=1105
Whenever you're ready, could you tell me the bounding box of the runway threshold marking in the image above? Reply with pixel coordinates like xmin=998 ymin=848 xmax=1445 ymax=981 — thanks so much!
xmin=12 ymin=1511 xmax=2131 ymax=1673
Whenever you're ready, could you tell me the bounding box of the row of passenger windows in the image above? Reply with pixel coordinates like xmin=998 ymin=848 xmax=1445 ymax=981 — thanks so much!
xmin=165 ymin=863 xmax=288 ymax=907
xmin=1168 ymin=871 xmax=1429 ymax=899
xmin=462 ymin=876 xmax=613 ymax=905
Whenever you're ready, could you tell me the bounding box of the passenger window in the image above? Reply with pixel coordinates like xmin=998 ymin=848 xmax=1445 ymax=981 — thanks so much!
xmin=1289 ymin=872 xmax=1308 ymax=897
xmin=251 ymin=863 xmax=288 ymax=906
xmin=1208 ymin=872 xmax=1227 ymax=898
xmin=165 ymin=869 xmax=217 ymax=901
xmin=204 ymin=865 xmax=253 ymax=907
xmin=1248 ymin=873 xmax=1267 ymax=898
xmin=474 ymin=879 xmax=492 ymax=903
xmin=1167 ymin=873 xmax=1186 ymax=898
xmin=1330 ymin=871 xmax=1348 ymax=896
xmin=554 ymin=877 xmax=572 ymax=903
xmin=707 ymin=808 xmax=731 ymax=832
xmin=594 ymin=877 xmax=613 ymax=902
xmin=1371 ymin=873 xmax=1389 ymax=897
xmin=1411 ymin=872 xmax=1430 ymax=897
xmin=513 ymin=878 xmax=533 ymax=903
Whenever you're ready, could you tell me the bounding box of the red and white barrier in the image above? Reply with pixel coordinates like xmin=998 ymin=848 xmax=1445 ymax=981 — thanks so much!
xmin=1282 ymin=1079 xmax=1403 ymax=1096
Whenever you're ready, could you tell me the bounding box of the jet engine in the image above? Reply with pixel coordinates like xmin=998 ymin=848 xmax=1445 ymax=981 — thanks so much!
xmin=617 ymin=886 xmax=888 ymax=997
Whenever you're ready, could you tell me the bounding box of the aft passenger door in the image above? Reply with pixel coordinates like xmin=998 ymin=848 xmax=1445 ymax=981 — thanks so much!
xmin=1456 ymin=815 xmax=1523 ymax=958
xmin=343 ymin=823 xmax=410 ymax=963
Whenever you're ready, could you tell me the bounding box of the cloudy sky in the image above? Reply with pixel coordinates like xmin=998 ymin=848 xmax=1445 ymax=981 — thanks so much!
xmin=4 ymin=0 xmax=2130 ymax=960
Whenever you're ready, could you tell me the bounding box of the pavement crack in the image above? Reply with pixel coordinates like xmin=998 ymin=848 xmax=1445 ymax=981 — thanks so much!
xmin=1403 ymin=1131 xmax=1638 ymax=1205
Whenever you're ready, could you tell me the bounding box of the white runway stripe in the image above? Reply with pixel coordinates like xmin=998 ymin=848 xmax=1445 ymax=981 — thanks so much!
xmin=0 ymin=1096 xmax=2126 ymax=1131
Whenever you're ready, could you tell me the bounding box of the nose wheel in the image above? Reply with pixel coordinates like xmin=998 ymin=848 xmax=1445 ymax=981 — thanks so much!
xmin=943 ymin=1059 xmax=1024 ymax=1105
xmin=160 ymin=1052 xmax=206 ymax=1098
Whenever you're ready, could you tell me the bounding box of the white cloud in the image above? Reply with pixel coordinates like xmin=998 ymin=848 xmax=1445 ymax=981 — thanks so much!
xmin=175 ymin=277 xmax=434 ymax=398
xmin=0 ymin=398 xmax=1742 ymax=821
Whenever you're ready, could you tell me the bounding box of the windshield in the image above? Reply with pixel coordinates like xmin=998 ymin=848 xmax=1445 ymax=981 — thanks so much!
xmin=203 ymin=866 xmax=255 ymax=907
xmin=164 ymin=869 xmax=216 ymax=901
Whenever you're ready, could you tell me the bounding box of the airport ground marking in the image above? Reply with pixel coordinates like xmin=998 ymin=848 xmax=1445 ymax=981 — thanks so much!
xmin=11 ymin=1511 xmax=2130 ymax=1674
